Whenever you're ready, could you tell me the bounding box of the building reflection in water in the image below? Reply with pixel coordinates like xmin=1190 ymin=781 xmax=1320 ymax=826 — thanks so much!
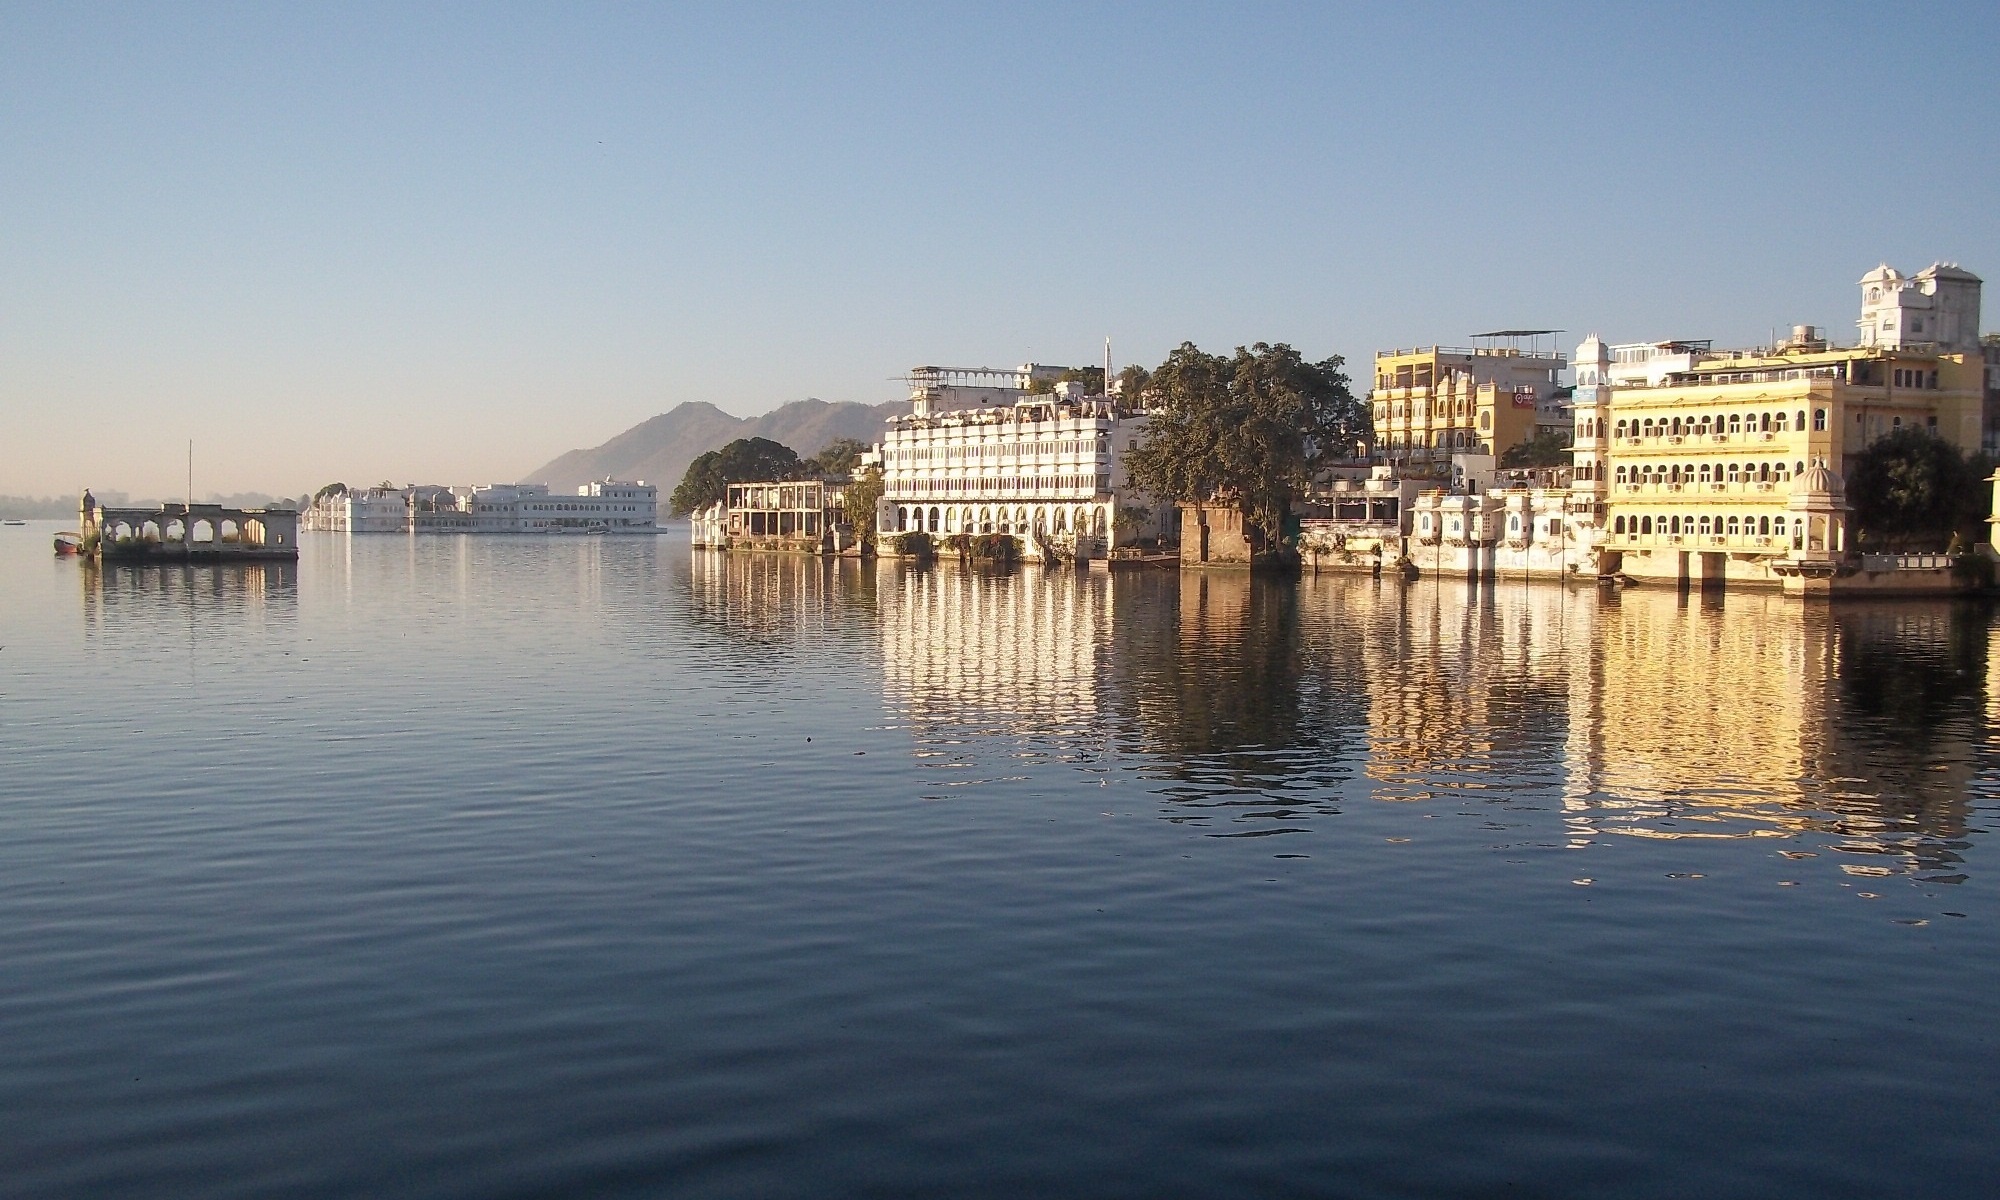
xmin=685 ymin=549 xmax=880 ymax=676
xmin=80 ymin=558 xmax=299 ymax=642
xmin=877 ymin=563 xmax=1110 ymax=750
xmin=689 ymin=553 xmax=1997 ymax=881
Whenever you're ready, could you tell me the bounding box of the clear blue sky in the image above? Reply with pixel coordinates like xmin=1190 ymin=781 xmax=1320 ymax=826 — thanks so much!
xmin=3 ymin=1 xmax=1995 ymax=497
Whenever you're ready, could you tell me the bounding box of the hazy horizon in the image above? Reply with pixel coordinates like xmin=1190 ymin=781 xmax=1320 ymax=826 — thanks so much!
xmin=5 ymin=2 xmax=1996 ymax=498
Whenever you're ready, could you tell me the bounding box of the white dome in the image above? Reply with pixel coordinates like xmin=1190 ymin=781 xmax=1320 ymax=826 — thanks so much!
xmin=1790 ymin=458 xmax=1845 ymax=500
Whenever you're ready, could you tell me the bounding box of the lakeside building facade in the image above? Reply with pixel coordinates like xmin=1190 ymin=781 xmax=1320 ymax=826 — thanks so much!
xmin=302 ymin=486 xmax=410 ymax=532
xmin=467 ymin=481 xmax=657 ymax=531
xmin=875 ymin=363 xmax=1165 ymax=561
xmin=1369 ymin=337 xmax=1570 ymax=471
xmin=82 ymin=491 xmax=299 ymax=561
xmin=1309 ymin=261 xmax=1990 ymax=596
xmin=305 ymin=480 xmax=656 ymax=533
xmin=690 ymin=480 xmax=851 ymax=552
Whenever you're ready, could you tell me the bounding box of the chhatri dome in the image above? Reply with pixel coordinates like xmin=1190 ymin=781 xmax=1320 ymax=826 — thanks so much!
xmin=1790 ymin=457 xmax=1845 ymax=501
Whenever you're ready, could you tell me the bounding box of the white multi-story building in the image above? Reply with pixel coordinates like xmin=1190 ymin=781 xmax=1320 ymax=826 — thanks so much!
xmin=1858 ymin=262 xmax=1982 ymax=354
xmin=305 ymin=479 xmax=657 ymax=532
xmin=875 ymin=363 xmax=1161 ymax=560
xmin=302 ymin=486 xmax=410 ymax=532
xmin=468 ymin=480 xmax=657 ymax=532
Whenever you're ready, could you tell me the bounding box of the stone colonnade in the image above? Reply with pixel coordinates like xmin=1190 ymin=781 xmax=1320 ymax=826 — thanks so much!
xmin=885 ymin=500 xmax=1113 ymax=541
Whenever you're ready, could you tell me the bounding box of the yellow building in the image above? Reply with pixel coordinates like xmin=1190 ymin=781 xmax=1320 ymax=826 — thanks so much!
xmin=1598 ymin=335 xmax=1983 ymax=584
xmin=1370 ymin=339 xmax=1568 ymax=472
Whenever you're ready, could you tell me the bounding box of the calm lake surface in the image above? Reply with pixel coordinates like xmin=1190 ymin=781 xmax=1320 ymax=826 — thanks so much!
xmin=3 ymin=522 xmax=1997 ymax=1198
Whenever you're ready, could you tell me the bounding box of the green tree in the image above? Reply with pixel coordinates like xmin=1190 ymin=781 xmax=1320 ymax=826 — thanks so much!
xmin=806 ymin=437 xmax=870 ymax=478
xmin=842 ymin=464 xmax=884 ymax=541
xmin=1123 ymin=342 xmax=1364 ymax=549
xmin=1848 ymin=428 xmax=1990 ymax=550
xmin=669 ymin=437 xmax=803 ymax=516
xmin=1113 ymin=364 xmax=1150 ymax=404
xmin=1499 ymin=429 xmax=1572 ymax=469
xmin=1059 ymin=366 xmax=1106 ymax=393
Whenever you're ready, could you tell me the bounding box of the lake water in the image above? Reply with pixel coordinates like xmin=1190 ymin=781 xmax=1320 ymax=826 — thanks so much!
xmin=2 ymin=522 xmax=1997 ymax=1198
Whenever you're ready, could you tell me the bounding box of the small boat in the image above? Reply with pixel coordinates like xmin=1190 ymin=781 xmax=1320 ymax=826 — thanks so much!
xmin=53 ymin=532 xmax=83 ymax=556
xmin=3 ymin=519 xmax=26 ymax=526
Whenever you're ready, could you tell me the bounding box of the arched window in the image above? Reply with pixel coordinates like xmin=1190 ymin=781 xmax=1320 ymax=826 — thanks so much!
xmin=1698 ymin=515 xmax=1712 ymax=534
xmin=1614 ymin=515 xmax=1627 ymax=534
xmin=1727 ymin=463 xmax=1740 ymax=484
xmin=1774 ymin=412 xmax=1788 ymax=432
xmin=1698 ymin=464 xmax=1712 ymax=482
xmin=1641 ymin=516 xmax=1653 ymax=535
xmin=1774 ymin=515 xmax=1787 ymax=535
xmin=1669 ymin=515 xmax=1681 ymax=534
xmin=1727 ymin=414 xmax=1742 ymax=434
xmin=1813 ymin=408 xmax=1827 ymax=431
xmin=1642 ymin=418 xmax=1655 ymax=436
xmin=1726 ymin=516 xmax=1740 ymax=536
xmin=1616 ymin=466 xmax=1628 ymax=483
xmin=1758 ymin=516 xmax=1771 ymax=536
xmin=1760 ymin=413 xmax=1771 ymax=432
xmin=1758 ymin=462 xmax=1770 ymax=482
xmin=897 ymin=507 xmax=908 ymax=531
xmin=928 ymin=506 xmax=941 ymax=532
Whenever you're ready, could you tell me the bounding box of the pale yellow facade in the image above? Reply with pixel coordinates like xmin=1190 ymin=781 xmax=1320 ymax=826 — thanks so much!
xmin=1370 ymin=346 xmax=1566 ymax=469
xmin=1602 ymin=345 xmax=1983 ymax=561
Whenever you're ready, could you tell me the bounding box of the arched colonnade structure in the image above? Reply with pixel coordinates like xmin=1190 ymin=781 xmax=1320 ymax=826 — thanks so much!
xmin=79 ymin=491 xmax=300 ymax=562
xmin=885 ymin=501 xmax=1113 ymax=541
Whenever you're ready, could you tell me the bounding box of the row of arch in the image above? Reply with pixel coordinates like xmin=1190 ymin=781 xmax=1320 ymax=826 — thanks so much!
xmin=1383 ymin=429 xmax=1492 ymax=451
xmin=102 ymin=517 xmax=265 ymax=544
xmin=890 ymin=503 xmax=1109 ymax=538
xmin=1616 ymin=510 xmax=1845 ymax=553
xmin=1615 ymin=460 xmax=1808 ymax=487
xmin=1615 ymin=513 xmax=1791 ymax=538
xmin=1614 ymin=409 xmax=1826 ymax=439
xmin=1379 ymin=396 xmax=1489 ymax=422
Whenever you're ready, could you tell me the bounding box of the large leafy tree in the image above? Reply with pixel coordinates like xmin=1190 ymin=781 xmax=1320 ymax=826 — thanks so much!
xmin=1847 ymin=428 xmax=1991 ymax=550
xmin=805 ymin=437 xmax=870 ymax=478
xmin=1123 ymin=342 xmax=1365 ymax=546
xmin=669 ymin=437 xmax=803 ymax=516
xmin=842 ymin=464 xmax=884 ymax=541
xmin=1499 ymin=429 xmax=1572 ymax=469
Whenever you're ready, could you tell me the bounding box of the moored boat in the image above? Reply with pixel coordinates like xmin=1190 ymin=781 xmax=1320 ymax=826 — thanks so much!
xmin=54 ymin=532 xmax=83 ymax=556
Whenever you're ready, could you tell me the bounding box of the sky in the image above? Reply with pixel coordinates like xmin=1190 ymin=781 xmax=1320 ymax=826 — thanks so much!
xmin=3 ymin=1 xmax=1996 ymax=499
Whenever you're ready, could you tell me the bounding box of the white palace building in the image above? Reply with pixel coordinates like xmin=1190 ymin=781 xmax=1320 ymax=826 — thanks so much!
xmin=874 ymin=363 xmax=1164 ymax=560
xmin=306 ymin=480 xmax=657 ymax=533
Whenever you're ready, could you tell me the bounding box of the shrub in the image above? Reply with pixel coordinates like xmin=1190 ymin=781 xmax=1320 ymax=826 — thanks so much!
xmin=970 ymin=532 xmax=1019 ymax=563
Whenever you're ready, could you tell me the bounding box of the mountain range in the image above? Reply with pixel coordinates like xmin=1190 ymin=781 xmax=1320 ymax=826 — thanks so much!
xmin=528 ymin=399 xmax=901 ymax=494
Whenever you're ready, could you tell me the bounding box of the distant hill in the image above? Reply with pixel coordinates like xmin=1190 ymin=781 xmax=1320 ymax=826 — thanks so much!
xmin=528 ymin=398 xmax=903 ymax=494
